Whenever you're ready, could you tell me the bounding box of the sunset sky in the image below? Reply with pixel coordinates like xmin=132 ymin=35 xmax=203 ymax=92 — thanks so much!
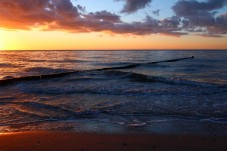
xmin=0 ymin=0 xmax=227 ymax=50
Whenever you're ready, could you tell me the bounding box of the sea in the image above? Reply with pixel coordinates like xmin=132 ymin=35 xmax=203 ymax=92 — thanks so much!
xmin=0 ymin=50 xmax=227 ymax=135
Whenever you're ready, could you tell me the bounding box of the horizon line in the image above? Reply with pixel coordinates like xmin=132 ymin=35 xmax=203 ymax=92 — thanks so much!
xmin=1 ymin=49 xmax=227 ymax=51
xmin=0 ymin=49 xmax=227 ymax=52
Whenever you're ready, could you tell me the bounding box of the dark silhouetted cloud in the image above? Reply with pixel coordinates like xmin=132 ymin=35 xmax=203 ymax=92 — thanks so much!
xmin=172 ymin=0 xmax=227 ymax=37
xmin=173 ymin=0 xmax=227 ymax=17
xmin=77 ymin=5 xmax=86 ymax=13
xmin=116 ymin=0 xmax=152 ymax=13
xmin=84 ymin=11 xmax=122 ymax=23
xmin=152 ymin=9 xmax=160 ymax=16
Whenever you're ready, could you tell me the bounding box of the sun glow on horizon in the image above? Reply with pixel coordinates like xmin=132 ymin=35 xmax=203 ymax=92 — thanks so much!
xmin=0 ymin=0 xmax=227 ymax=50
xmin=0 ymin=28 xmax=227 ymax=50
xmin=0 ymin=32 xmax=4 ymax=50
xmin=0 ymin=40 xmax=4 ymax=50
xmin=0 ymin=41 xmax=3 ymax=50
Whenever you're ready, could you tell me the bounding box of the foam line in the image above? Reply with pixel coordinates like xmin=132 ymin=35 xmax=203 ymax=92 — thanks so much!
xmin=0 ymin=56 xmax=194 ymax=86
xmin=96 ymin=64 xmax=139 ymax=71
xmin=148 ymin=56 xmax=194 ymax=64
xmin=0 ymin=71 xmax=75 ymax=86
xmin=97 ymin=56 xmax=194 ymax=70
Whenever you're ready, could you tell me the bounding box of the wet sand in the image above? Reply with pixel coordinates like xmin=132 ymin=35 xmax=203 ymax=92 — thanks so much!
xmin=0 ymin=131 xmax=227 ymax=151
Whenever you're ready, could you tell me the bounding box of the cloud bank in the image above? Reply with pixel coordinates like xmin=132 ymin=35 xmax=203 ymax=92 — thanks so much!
xmin=0 ymin=0 xmax=183 ymax=36
xmin=0 ymin=0 xmax=227 ymax=37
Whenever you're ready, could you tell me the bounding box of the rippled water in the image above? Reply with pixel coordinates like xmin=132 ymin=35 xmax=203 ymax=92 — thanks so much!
xmin=0 ymin=50 xmax=227 ymax=134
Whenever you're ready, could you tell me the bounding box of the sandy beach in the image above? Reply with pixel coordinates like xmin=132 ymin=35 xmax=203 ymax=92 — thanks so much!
xmin=0 ymin=131 xmax=227 ymax=151
xmin=1 ymin=0 xmax=227 ymax=149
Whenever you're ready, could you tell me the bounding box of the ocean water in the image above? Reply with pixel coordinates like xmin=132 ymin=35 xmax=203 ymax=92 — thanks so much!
xmin=0 ymin=50 xmax=227 ymax=135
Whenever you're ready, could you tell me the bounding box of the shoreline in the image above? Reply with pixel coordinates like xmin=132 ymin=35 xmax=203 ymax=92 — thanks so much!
xmin=0 ymin=131 xmax=227 ymax=151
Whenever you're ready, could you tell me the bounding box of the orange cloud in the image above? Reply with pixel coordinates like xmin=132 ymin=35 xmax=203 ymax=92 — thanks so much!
xmin=0 ymin=0 xmax=227 ymax=37
xmin=0 ymin=0 xmax=185 ymax=36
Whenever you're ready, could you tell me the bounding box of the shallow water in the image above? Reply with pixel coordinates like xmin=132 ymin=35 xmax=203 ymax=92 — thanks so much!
xmin=0 ymin=50 xmax=227 ymax=134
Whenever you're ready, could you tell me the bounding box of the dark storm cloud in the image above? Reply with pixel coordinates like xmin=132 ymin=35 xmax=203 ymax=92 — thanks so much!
xmin=116 ymin=0 xmax=152 ymax=13
xmin=172 ymin=0 xmax=227 ymax=36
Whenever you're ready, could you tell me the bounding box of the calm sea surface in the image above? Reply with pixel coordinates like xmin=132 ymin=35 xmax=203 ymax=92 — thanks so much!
xmin=0 ymin=50 xmax=227 ymax=134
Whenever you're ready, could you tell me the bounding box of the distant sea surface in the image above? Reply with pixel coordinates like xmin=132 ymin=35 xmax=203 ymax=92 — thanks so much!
xmin=0 ymin=50 xmax=227 ymax=135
